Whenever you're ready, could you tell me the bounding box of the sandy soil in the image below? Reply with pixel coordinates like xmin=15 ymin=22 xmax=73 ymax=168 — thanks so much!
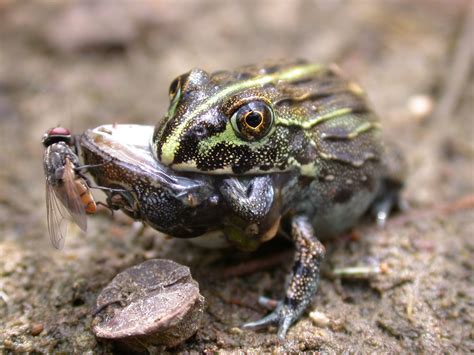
xmin=0 ymin=0 xmax=473 ymax=353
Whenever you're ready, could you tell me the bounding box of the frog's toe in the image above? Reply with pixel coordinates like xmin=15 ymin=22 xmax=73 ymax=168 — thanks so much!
xmin=371 ymin=190 xmax=401 ymax=227
xmin=243 ymin=312 xmax=279 ymax=329
xmin=243 ymin=303 xmax=298 ymax=340
xmin=257 ymin=295 xmax=279 ymax=310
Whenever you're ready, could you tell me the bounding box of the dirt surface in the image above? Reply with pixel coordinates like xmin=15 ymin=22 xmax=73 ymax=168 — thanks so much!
xmin=0 ymin=0 xmax=473 ymax=353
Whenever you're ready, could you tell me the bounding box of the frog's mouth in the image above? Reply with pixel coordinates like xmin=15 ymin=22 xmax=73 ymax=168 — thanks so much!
xmin=80 ymin=124 xmax=224 ymax=239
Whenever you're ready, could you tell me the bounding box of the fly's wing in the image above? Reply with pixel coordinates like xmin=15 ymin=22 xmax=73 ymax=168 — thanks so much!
xmin=45 ymin=158 xmax=88 ymax=249
xmin=62 ymin=158 xmax=87 ymax=232
xmin=45 ymin=182 xmax=68 ymax=249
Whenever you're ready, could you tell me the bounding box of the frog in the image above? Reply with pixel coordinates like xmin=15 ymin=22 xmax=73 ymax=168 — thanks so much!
xmin=150 ymin=60 xmax=404 ymax=338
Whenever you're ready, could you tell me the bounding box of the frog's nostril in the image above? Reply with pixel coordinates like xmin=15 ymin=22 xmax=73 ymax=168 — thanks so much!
xmin=191 ymin=126 xmax=208 ymax=140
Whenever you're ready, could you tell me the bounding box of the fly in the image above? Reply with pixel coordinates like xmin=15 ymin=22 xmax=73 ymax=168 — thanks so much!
xmin=42 ymin=127 xmax=97 ymax=249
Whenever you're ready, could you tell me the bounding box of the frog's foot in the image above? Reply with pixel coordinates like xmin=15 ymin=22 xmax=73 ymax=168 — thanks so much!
xmin=243 ymin=298 xmax=302 ymax=340
xmin=243 ymin=216 xmax=326 ymax=340
xmin=371 ymin=178 xmax=405 ymax=227
xmin=372 ymin=191 xmax=397 ymax=227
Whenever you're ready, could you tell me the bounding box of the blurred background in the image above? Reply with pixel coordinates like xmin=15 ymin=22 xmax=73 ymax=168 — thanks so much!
xmin=0 ymin=0 xmax=472 ymax=353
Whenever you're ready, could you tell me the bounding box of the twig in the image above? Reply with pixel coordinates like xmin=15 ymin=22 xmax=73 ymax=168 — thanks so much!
xmin=332 ymin=265 xmax=383 ymax=278
xmin=431 ymin=4 xmax=473 ymax=125
xmin=213 ymin=250 xmax=293 ymax=280
xmin=406 ymin=274 xmax=420 ymax=322
xmin=387 ymin=194 xmax=474 ymax=228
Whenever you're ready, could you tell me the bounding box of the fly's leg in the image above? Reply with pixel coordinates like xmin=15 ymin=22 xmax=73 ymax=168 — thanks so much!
xmin=243 ymin=216 xmax=325 ymax=339
xmin=219 ymin=176 xmax=274 ymax=223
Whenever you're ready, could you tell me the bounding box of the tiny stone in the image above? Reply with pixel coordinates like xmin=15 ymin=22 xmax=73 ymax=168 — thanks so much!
xmin=309 ymin=310 xmax=330 ymax=327
xmin=379 ymin=262 xmax=390 ymax=274
xmin=330 ymin=319 xmax=345 ymax=332
xmin=407 ymin=94 xmax=433 ymax=121
xmin=3 ymin=339 xmax=13 ymax=349
xmin=229 ymin=327 xmax=243 ymax=335
xmin=92 ymin=259 xmax=204 ymax=350
xmin=30 ymin=323 xmax=44 ymax=336
xmin=139 ymin=233 xmax=155 ymax=251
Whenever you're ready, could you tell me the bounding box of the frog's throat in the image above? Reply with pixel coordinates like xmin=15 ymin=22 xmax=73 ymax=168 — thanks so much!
xmin=158 ymin=63 xmax=324 ymax=167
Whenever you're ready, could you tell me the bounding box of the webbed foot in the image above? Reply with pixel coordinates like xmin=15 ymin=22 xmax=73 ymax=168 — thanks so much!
xmin=371 ymin=178 xmax=405 ymax=227
xmin=243 ymin=299 xmax=301 ymax=340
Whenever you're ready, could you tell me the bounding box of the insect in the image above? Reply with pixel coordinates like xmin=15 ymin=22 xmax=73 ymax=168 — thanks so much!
xmin=42 ymin=127 xmax=97 ymax=249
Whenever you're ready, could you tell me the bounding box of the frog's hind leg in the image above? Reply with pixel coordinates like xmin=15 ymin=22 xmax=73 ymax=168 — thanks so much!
xmin=243 ymin=216 xmax=325 ymax=340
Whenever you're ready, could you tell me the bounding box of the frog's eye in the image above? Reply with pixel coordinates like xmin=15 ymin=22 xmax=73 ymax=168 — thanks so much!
xmin=230 ymin=101 xmax=274 ymax=141
xmin=168 ymin=77 xmax=181 ymax=99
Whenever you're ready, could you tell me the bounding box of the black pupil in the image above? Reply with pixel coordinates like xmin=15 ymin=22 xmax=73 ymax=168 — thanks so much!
xmin=245 ymin=111 xmax=263 ymax=128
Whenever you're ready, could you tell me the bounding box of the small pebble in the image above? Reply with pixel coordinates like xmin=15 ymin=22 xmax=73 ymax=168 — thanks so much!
xmin=229 ymin=327 xmax=243 ymax=335
xmin=309 ymin=310 xmax=330 ymax=327
xmin=30 ymin=323 xmax=44 ymax=336
xmin=92 ymin=259 xmax=204 ymax=350
xmin=379 ymin=262 xmax=390 ymax=274
xmin=407 ymin=94 xmax=433 ymax=121
xmin=3 ymin=339 xmax=13 ymax=349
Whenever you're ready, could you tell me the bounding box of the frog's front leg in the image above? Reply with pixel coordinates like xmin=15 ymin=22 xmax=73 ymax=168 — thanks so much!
xmin=243 ymin=216 xmax=325 ymax=339
xmin=219 ymin=176 xmax=274 ymax=222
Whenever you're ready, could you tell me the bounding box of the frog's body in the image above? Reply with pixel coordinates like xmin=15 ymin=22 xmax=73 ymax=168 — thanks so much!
xmin=151 ymin=60 xmax=404 ymax=338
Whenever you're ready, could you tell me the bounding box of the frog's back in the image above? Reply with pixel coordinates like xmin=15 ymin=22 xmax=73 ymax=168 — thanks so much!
xmin=154 ymin=60 xmax=384 ymax=178
xmin=269 ymin=63 xmax=385 ymax=235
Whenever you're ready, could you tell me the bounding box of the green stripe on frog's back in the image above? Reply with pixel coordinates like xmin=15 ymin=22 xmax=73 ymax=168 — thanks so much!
xmin=273 ymin=72 xmax=382 ymax=172
xmin=312 ymin=111 xmax=382 ymax=169
xmin=156 ymin=61 xmax=382 ymax=176
xmin=159 ymin=63 xmax=324 ymax=165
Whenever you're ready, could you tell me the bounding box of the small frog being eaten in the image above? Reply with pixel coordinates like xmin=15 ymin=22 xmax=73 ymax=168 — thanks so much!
xmin=151 ymin=60 xmax=404 ymax=338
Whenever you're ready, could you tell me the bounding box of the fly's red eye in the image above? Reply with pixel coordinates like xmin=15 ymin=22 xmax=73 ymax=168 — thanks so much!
xmin=48 ymin=127 xmax=71 ymax=136
xmin=42 ymin=127 xmax=73 ymax=147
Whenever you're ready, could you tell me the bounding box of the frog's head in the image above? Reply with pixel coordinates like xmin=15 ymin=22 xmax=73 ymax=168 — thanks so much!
xmin=152 ymin=61 xmax=364 ymax=174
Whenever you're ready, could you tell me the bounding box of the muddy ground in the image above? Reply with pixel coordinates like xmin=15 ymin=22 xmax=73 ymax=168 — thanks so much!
xmin=0 ymin=0 xmax=473 ymax=353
